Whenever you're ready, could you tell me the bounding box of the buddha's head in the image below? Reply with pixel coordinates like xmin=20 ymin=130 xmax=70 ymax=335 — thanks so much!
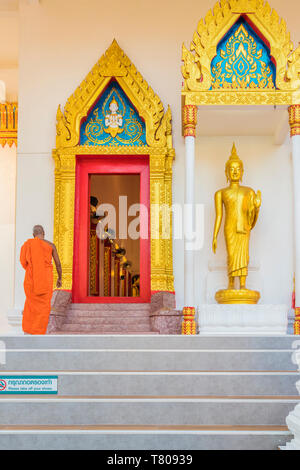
xmin=225 ymin=143 xmax=244 ymax=183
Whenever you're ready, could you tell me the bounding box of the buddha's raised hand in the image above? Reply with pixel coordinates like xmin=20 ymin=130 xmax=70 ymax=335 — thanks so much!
xmin=254 ymin=190 xmax=262 ymax=209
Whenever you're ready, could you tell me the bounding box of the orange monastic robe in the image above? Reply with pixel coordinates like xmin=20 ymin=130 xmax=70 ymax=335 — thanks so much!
xmin=20 ymin=238 xmax=53 ymax=335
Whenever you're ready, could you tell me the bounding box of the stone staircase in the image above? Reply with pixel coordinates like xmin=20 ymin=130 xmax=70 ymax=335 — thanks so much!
xmin=0 ymin=335 xmax=299 ymax=450
xmin=55 ymin=303 xmax=155 ymax=335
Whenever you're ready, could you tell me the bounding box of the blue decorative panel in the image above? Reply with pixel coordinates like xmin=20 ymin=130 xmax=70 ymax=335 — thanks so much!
xmin=211 ymin=17 xmax=276 ymax=89
xmin=80 ymin=81 xmax=146 ymax=146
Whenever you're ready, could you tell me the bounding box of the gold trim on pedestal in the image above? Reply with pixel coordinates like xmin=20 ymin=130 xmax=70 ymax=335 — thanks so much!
xmin=54 ymin=40 xmax=175 ymax=293
xmin=215 ymin=289 xmax=260 ymax=305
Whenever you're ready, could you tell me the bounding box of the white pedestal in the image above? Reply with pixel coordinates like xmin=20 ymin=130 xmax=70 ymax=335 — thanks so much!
xmin=0 ymin=310 xmax=12 ymax=335
xmin=280 ymin=352 xmax=300 ymax=450
xmin=6 ymin=309 xmax=23 ymax=335
xmin=199 ymin=304 xmax=288 ymax=335
xmin=282 ymin=405 xmax=300 ymax=450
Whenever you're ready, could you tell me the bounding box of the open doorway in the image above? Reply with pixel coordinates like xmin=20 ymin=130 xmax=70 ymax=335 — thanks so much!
xmin=89 ymin=174 xmax=140 ymax=298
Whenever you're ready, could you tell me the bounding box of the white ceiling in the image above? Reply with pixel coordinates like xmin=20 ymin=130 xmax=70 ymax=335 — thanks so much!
xmin=197 ymin=105 xmax=289 ymax=144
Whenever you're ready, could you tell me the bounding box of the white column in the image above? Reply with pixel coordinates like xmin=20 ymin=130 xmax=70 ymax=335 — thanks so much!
xmin=289 ymin=105 xmax=300 ymax=335
xmin=183 ymin=105 xmax=197 ymax=308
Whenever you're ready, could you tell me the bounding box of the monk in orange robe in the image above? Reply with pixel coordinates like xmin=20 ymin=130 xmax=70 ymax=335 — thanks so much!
xmin=20 ymin=225 xmax=62 ymax=335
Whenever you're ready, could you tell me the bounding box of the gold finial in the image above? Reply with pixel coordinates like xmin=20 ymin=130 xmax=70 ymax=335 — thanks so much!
xmin=231 ymin=0 xmax=256 ymax=14
xmin=226 ymin=143 xmax=243 ymax=165
xmin=229 ymin=143 xmax=240 ymax=161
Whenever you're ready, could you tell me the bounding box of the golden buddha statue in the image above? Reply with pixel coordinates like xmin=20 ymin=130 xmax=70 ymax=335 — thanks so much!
xmin=212 ymin=143 xmax=261 ymax=304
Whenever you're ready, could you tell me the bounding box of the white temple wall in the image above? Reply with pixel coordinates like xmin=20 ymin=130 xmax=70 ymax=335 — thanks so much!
xmin=14 ymin=0 xmax=297 ymax=311
xmin=0 ymin=68 xmax=18 ymax=102
xmin=14 ymin=154 xmax=54 ymax=310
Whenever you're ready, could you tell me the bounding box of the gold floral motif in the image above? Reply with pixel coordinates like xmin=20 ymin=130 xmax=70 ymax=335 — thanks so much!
xmin=54 ymin=41 xmax=175 ymax=293
xmin=211 ymin=23 xmax=275 ymax=89
xmin=83 ymin=86 xmax=145 ymax=146
xmin=185 ymin=90 xmax=300 ymax=106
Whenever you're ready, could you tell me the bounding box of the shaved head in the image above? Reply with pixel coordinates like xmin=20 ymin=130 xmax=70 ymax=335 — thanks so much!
xmin=33 ymin=225 xmax=45 ymax=238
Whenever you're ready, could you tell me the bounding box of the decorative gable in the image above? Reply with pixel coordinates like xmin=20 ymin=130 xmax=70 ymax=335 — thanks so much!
xmin=211 ymin=17 xmax=275 ymax=89
xmin=80 ymin=80 xmax=146 ymax=146
xmin=182 ymin=0 xmax=300 ymax=106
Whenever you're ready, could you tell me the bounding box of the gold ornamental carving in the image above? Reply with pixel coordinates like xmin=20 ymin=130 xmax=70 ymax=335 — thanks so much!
xmin=0 ymin=102 xmax=18 ymax=148
xmin=212 ymin=144 xmax=261 ymax=304
xmin=53 ymin=40 xmax=175 ymax=293
xmin=295 ymin=307 xmax=300 ymax=335
xmin=182 ymin=105 xmax=198 ymax=138
xmin=182 ymin=0 xmax=300 ymax=108
xmin=182 ymin=307 xmax=197 ymax=335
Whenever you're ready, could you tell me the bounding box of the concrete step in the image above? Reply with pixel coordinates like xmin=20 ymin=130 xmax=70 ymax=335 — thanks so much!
xmin=63 ymin=304 xmax=152 ymax=335
xmin=62 ymin=317 xmax=151 ymax=326
xmin=2 ymin=371 xmax=297 ymax=396
xmin=49 ymin=331 xmax=159 ymax=335
xmin=0 ymin=426 xmax=291 ymax=450
xmin=1 ymin=349 xmax=297 ymax=371
xmin=0 ymin=397 xmax=298 ymax=426
xmin=0 ymin=335 xmax=297 ymax=350
xmin=0 ymin=335 xmax=297 ymax=450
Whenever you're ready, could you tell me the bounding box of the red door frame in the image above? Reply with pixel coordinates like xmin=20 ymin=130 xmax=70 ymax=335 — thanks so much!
xmin=73 ymin=155 xmax=150 ymax=303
